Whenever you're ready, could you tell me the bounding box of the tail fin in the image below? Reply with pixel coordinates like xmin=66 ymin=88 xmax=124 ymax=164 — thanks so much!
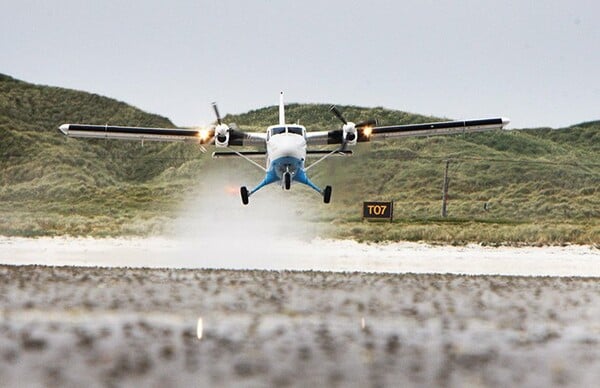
xmin=279 ymin=92 xmax=285 ymax=125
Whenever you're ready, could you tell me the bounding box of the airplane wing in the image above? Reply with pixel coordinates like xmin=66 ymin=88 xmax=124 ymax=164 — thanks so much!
xmin=58 ymin=123 xmax=266 ymax=147
xmin=306 ymin=117 xmax=511 ymax=145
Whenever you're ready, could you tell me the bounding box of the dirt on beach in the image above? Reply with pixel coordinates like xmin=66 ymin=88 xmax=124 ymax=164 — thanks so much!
xmin=0 ymin=265 xmax=599 ymax=387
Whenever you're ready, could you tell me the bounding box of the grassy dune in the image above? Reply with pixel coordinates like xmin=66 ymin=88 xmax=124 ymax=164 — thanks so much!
xmin=1 ymin=74 xmax=598 ymax=244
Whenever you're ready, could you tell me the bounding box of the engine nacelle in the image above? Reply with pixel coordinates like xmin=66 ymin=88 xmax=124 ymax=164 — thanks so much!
xmin=343 ymin=122 xmax=358 ymax=146
xmin=215 ymin=124 xmax=229 ymax=148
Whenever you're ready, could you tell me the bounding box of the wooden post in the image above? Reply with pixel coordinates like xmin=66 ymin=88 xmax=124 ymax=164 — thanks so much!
xmin=441 ymin=160 xmax=450 ymax=218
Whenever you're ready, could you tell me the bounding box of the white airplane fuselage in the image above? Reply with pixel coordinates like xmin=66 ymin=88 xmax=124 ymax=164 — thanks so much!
xmin=266 ymin=127 xmax=307 ymax=178
xmin=247 ymin=122 xmax=324 ymax=196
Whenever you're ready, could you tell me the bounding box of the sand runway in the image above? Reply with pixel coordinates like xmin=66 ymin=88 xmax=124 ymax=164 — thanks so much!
xmin=1 ymin=265 xmax=599 ymax=387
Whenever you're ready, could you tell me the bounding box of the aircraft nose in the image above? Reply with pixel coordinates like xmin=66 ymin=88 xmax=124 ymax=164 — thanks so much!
xmin=59 ymin=124 xmax=69 ymax=135
xmin=281 ymin=136 xmax=305 ymax=152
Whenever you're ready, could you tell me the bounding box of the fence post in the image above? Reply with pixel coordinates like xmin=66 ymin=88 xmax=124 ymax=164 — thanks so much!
xmin=441 ymin=160 xmax=450 ymax=218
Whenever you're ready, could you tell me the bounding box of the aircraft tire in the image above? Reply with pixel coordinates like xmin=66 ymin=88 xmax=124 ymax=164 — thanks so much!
xmin=323 ymin=186 xmax=332 ymax=204
xmin=284 ymin=172 xmax=291 ymax=190
xmin=240 ymin=186 xmax=249 ymax=205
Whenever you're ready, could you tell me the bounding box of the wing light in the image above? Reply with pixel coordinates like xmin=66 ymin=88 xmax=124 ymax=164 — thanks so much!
xmin=197 ymin=127 xmax=212 ymax=142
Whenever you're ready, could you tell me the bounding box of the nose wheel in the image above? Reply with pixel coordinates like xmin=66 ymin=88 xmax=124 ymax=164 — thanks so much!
xmin=283 ymin=171 xmax=292 ymax=190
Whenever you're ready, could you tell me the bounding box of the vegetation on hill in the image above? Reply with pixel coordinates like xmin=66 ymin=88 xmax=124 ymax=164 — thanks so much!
xmin=0 ymin=74 xmax=205 ymax=235
xmin=1 ymin=74 xmax=598 ymax=245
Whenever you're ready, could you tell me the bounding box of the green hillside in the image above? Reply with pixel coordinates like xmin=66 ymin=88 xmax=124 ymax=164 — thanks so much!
xmin=1 ymin=74 xmax=598 ymax=244
xmin=0 ymin=74 xmax=206 ymax=235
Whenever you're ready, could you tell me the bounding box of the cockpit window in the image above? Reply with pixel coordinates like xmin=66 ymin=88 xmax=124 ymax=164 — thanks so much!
xmin=271 ymin=127 xmax=286 ymax=135
xmin=288 ymin=126 xmax=304 ymax=135
xmin=269 ymin=126 xmax=304 ymax=137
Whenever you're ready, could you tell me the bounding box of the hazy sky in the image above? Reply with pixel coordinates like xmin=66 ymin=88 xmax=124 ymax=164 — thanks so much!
xmin=2 ymin=0 xmax=598 ymax=128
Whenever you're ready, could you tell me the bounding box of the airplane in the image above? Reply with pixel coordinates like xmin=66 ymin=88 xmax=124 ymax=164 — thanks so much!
xmin=59 ymin=93 xmax=510 ymax=205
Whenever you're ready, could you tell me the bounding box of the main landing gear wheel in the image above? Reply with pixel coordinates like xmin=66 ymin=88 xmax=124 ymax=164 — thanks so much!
xmin=323 ymin=186 xmax=332 ymax=204
xmin=284 ymin=172 xmax=291 ymax=190
xmin=240 ymin=186 xmax=249 ymax=205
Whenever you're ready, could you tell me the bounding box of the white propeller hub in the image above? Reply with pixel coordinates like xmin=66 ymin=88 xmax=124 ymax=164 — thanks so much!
xmin=216 ymin=124 xmax=229 ymax=136
xmin=343 ymin=122 xmax=356 ymax=132
xmin=343 ymin=122 xmax=357 ymax=145
xmin=215 ymin=123 xmax=230 ymax=147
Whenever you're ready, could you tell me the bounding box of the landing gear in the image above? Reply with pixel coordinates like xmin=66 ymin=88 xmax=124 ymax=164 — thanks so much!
xmin=240 ymin=186 xmax=249 ymax=205
xmin=283 ymin=171 xmax=291 ymax=190
xmin=323 ymin=186 xmax=332 ymax=204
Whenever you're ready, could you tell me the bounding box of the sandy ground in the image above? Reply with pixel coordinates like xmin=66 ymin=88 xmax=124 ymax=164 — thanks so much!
xmin=0 ymin=236 xmax=599 ymax=276
xmin=1 ymin=235 xmax=599 ymax=387
xmin=0 ymin=265 xmax=599 ymax=387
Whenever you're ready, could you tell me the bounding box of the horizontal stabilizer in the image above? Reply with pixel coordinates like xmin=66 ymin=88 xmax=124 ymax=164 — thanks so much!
xmin=212 ymin=151 xmax=266 ymax=159
xmin=307 ymin=150 xmax=353 ymax=157
xmin=212 ymin=150 xmax=353 ymax=159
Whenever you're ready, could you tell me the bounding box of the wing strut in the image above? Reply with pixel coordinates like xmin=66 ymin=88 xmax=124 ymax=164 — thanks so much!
xmin=305 ymin=148 xmax=349 ymax=171
xmin=232 ymin=151 xmax=267 ymax=172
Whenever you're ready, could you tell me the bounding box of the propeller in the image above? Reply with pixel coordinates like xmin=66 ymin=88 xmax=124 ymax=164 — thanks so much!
xmin=329 ymin=105 xmax=377 ymax=147
xmin=329 ymin=106 xmax=377 ymax=129
xmin=212 ymin=102 xmax=223 ymax=126
xmin=329 ymin=105 xmax=348 ymax=125
xmin=212 ymin=102 xmax=230 ymax=145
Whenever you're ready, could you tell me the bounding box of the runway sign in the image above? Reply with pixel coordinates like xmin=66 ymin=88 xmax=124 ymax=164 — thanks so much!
xmin=363 ymin=201 xmax=394 ymax=221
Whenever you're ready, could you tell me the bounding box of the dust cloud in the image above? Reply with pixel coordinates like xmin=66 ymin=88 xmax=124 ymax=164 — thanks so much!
xmin=166 ymin=160 xmax=324 ymax=267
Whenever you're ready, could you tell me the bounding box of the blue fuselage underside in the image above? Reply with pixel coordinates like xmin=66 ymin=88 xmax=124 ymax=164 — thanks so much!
xmin=269 ymin=156 xmax=304 ymax=180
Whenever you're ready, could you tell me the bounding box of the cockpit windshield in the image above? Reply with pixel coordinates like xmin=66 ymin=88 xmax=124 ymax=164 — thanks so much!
xmin=288 ymin=126 xmax=304 ymax=135
xmin=271 ymin=127 xmax=286 ymax=135
xmin=269 ymin=126 xmax=305 ymax=137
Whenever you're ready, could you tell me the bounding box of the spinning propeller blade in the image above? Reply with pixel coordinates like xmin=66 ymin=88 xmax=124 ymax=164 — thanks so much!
xmin=329 ymin=105 xmax=348 ymax=125
xmin=212 ymin=102 xmax=223 ymax=126
xmin=329 ymin=106 xmax=376 ymax=129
